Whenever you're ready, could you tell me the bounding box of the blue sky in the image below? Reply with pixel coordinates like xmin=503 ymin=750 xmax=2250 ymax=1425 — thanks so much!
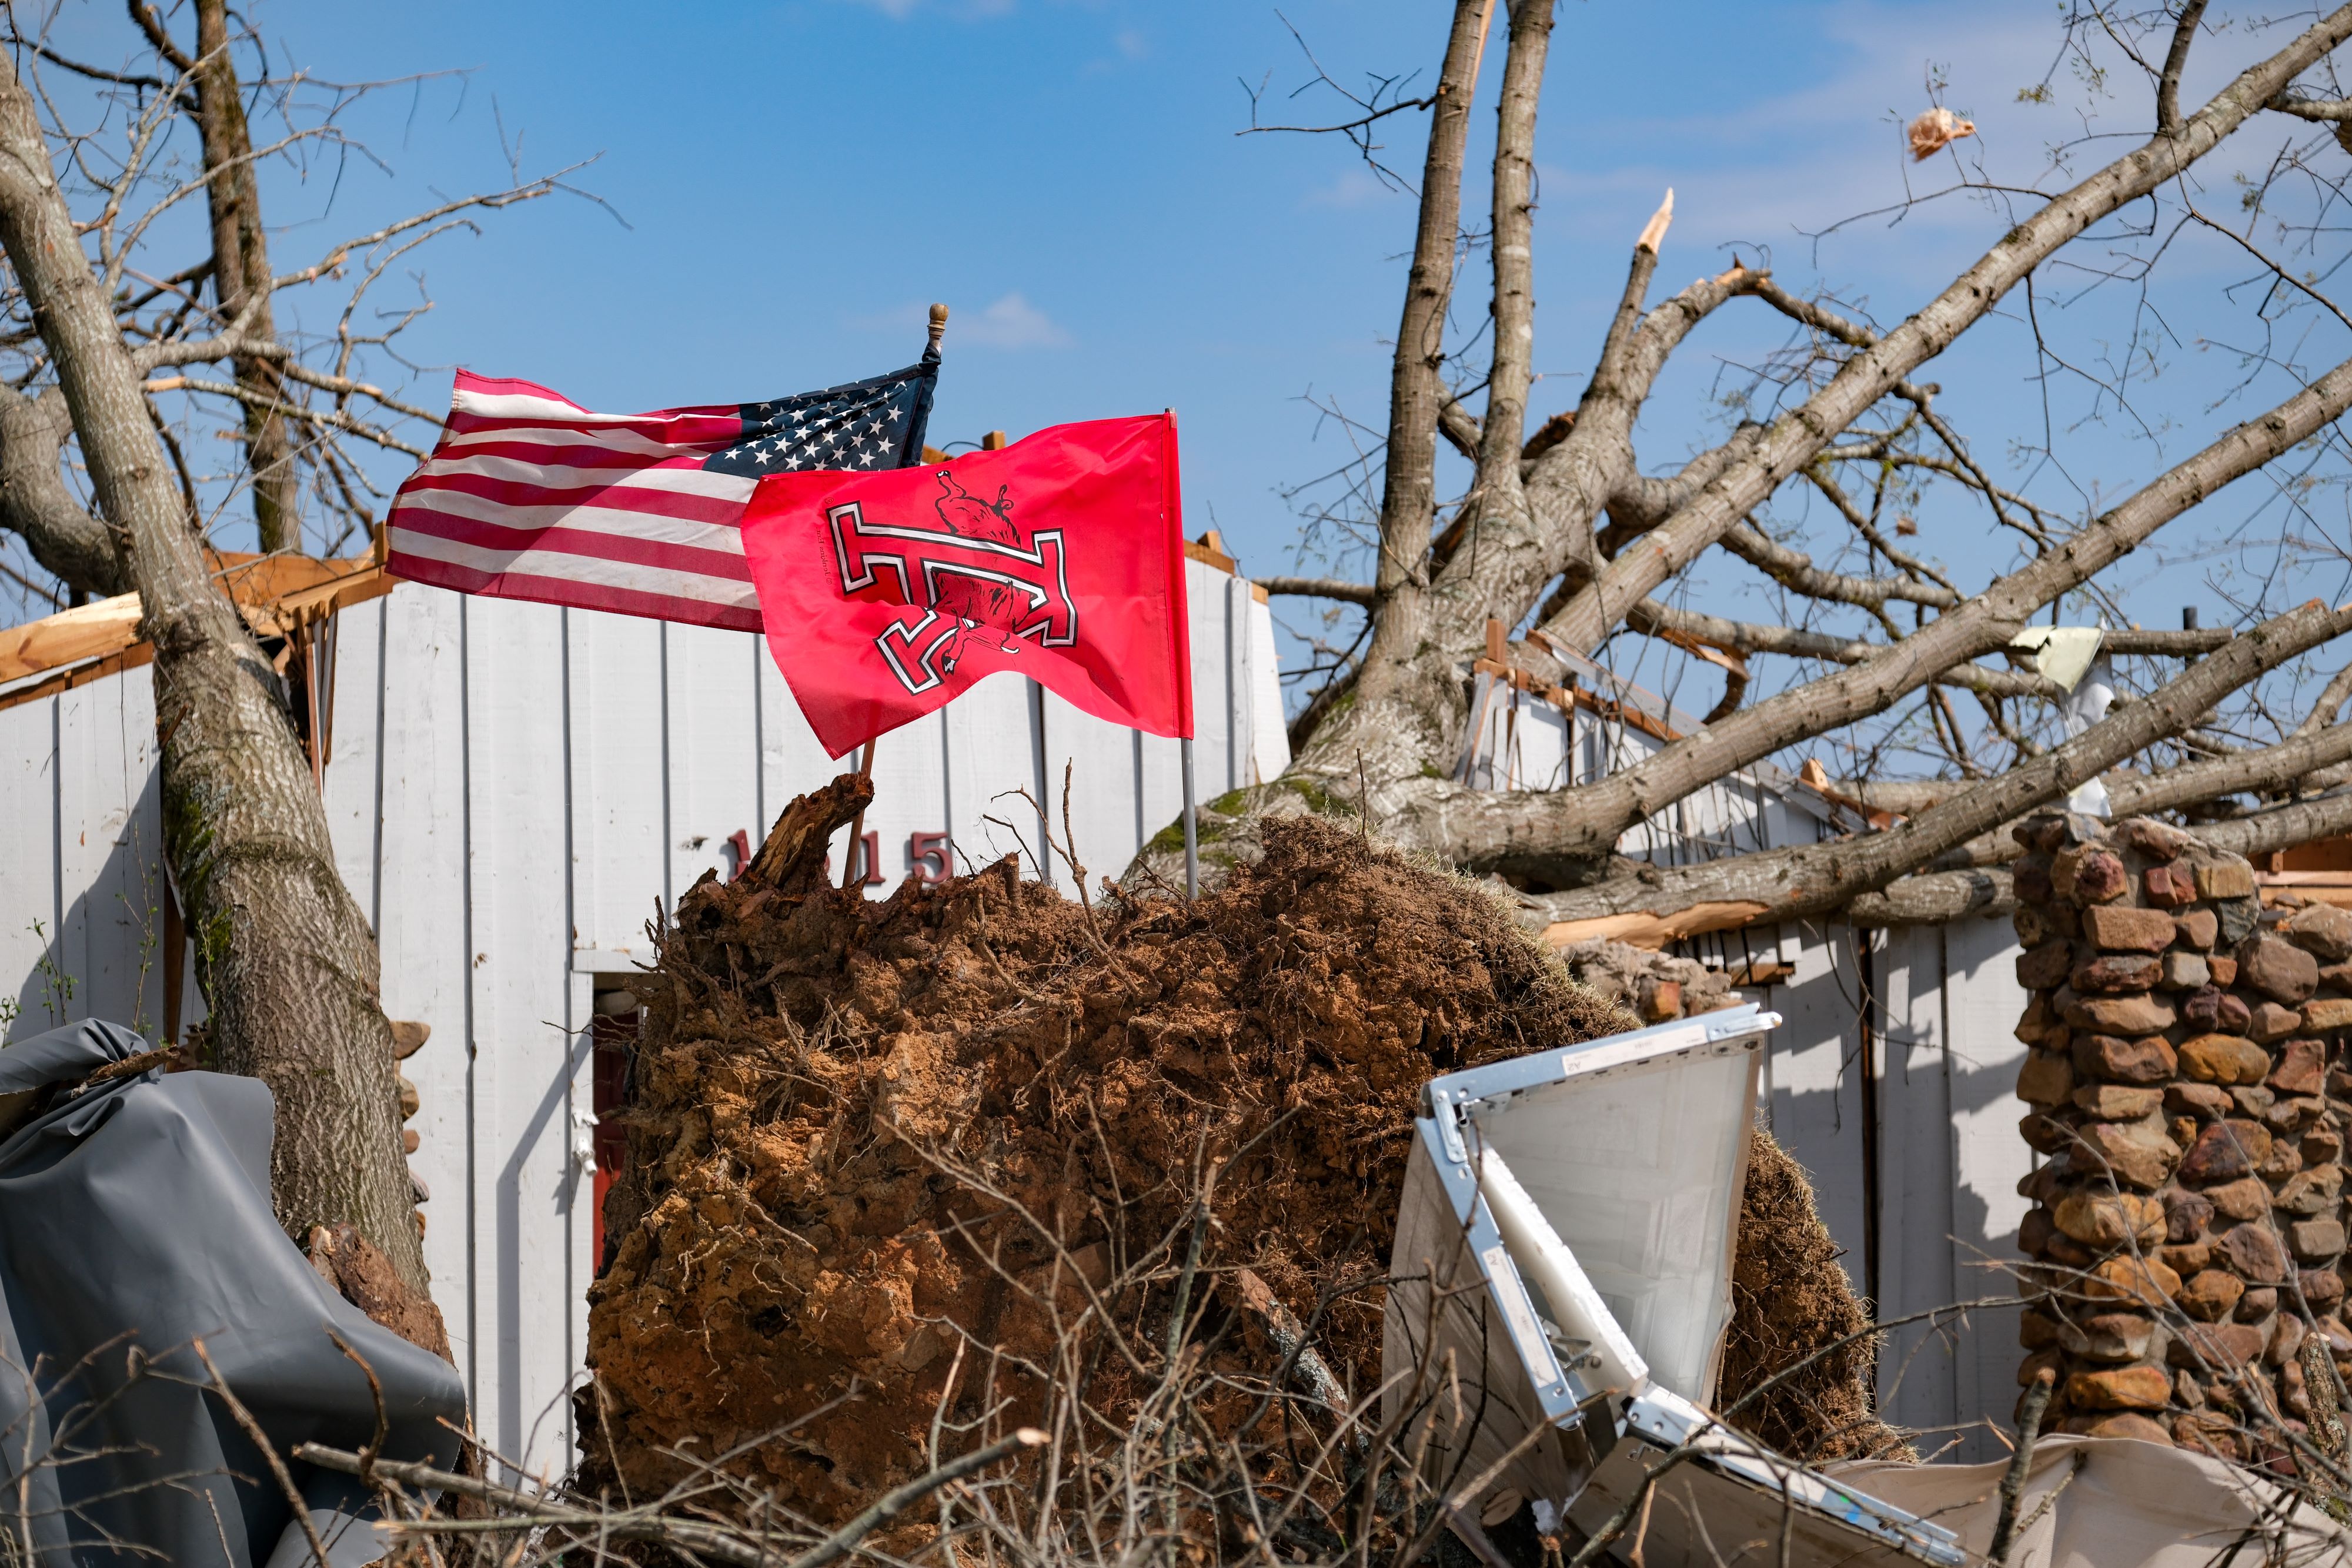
xmin=30 ymin=0 xmax=2352 ymax=743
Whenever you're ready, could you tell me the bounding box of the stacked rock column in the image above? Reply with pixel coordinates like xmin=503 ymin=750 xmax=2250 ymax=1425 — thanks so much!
xmin=2010 ymin=812 xmax=2352 ymax=1459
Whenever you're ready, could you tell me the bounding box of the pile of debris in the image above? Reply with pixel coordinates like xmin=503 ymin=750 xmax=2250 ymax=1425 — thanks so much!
xmin=1552 ymin=937 xmax=1743 ymax=1022
xmin=583 ymin=777 xmax=1893 ymax=1526
xmin=2010 ymin=811 xmax=2352 ymax=1460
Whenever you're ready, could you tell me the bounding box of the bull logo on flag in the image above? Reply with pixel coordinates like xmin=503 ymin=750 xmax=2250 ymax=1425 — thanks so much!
xmin=825 ymin=469 xmax=1077 ymax=694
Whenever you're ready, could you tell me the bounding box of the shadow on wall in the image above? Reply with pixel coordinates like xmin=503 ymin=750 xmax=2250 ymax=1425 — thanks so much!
xmin=1760 ymin=916 xmax=2032 ymax=1466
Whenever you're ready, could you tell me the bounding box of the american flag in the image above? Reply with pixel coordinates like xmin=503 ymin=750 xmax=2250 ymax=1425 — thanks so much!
xmin=387 ymin=353 xmax=938 ymax=631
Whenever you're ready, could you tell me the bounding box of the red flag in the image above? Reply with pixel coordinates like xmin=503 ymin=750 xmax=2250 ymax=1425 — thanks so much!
xmin=741 ymin=414 xmax=1192 ymax=758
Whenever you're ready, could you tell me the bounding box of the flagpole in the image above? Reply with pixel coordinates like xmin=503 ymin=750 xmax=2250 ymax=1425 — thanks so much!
xmin=837 ymin=302 xmax=943 ymax=897
xmin=843 ymin=740 xmax=876 ymax=891
xmin=1180 ymin=737 xmax=1198 ymax=899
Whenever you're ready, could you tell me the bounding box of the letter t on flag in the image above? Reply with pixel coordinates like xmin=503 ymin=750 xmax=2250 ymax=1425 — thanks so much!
xmin=740 ymin=414 xmax=1192 ymax=758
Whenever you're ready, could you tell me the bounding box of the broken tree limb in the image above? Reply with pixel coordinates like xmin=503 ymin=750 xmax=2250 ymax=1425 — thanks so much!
xmin=2192 ymin=791 xmax=2352 ymax=862
xmin=1413 ymin=346 xmax=2352 ymax=881
xmin=1845 ymin=868 xmax=2015 ymax=929
xmin=1619 ymin=597 xmax=2062 ymax=700
xmin=1989 ymin=1368 xmax=2058 ymax=1565
xmin=1521 ymin=597 xmax=2352 ymax=945
xmin=1259 ymin=576 xmax=1378 ymax=606
xmin=296 ymin=1427 xmax=1046 ymax=1568
xmin=1715 ymin=519 xmax=1959 ymax=610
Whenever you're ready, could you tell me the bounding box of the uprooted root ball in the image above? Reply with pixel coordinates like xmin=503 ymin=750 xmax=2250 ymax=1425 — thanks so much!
xmin=1721 ymin=1128 xmax=1912 ymax=1462
xmin=582 ymin=776 xmax=1897 ymax=1528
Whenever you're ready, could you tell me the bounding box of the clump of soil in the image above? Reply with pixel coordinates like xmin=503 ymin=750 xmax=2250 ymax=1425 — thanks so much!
xmin=1720 ymin=1129 xmax=1912 ymax=1461
xmin=583 ymin=776 xmax=1896 ymax=1524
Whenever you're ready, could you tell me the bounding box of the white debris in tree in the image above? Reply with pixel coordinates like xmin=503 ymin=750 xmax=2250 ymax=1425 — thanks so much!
xmin=1906 ymin=106 xmax=1976 ymax=161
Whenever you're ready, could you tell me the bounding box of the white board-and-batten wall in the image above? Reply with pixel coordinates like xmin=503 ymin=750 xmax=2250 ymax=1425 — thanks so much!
xmin=1459 ymin=665 xmax=2034 ymax=1462
xmin=0 ymin=557 xmax=1287 ymax=1479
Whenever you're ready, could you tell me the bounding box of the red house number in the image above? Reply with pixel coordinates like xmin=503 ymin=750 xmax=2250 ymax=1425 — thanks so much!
xmin=910 ymin=831 xmax=950 ymax=885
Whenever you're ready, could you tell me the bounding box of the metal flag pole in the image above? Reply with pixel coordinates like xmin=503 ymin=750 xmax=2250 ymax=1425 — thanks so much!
xmin=838 ymin=302 xmax=947 ymax=896
xmin=1180 ymin=736 xmax=1198 ymax=899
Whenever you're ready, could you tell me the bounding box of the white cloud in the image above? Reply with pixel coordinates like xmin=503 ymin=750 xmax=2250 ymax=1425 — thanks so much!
xmin=1304 ymin=166 xmax=1407 ymax=210
xmin=957 ymin=292 xmax=1073 ymax=349
xmin=848 ymin=293 xmax=1071 ymax=349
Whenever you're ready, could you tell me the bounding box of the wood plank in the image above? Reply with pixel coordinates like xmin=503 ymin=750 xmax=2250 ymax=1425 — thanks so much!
xmin=463 ymin=595 xmax=587 ymax=1477
xmin=0 ymin=556 xmax=387 ymax=687
xmin=320 ymin=596 xmax=386 ymax=928
xmin=0 ymin=695 xmax=58 ymax=1039
xmin=1940 ymin=910 xmax=2032 ymax=1463
xmin=943 ymin=671 xmax=1045 ymax=878
xmin=567 ymin=609 xmax=667 ymax=967
xmin=1540 ymin=901 xmax=1773 ymax=952
xmin=368 ymin=583 xmax=478 ymax=1403
xmin=54 ymin=666 xmax=166 ymax=1034
xmin=1245 ymin=593 xmax=1290 ymax=784
xmin=1758 ymin=928 xmax=1869 ymax=1307
xmin=1873 ymin=924 xmax=1959 ymax=1448
xmin=1039 ymin=690 xmax=1142 ymax=900
xmin=0 ymin=593 xmax=141 ymax=684
xmin=664 ymin=623 xmax=762 ymax=905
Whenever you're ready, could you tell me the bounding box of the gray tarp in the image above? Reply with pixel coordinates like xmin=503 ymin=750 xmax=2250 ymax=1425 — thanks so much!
xmin=0 ymin=1019 xmax=466 ymax=1567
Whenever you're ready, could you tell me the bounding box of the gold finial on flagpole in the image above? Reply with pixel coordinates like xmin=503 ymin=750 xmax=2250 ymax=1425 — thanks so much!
xmin=927 ymin=302 xmax=949 ymax=352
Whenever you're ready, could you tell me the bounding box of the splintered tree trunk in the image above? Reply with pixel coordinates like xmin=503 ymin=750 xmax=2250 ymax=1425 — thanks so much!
xmin=0 ymin=54 xmax=427 ymax=1292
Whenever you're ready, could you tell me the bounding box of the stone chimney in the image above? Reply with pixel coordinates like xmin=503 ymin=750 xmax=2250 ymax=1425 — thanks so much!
xmin=2010 ymin=811 xmax=2352 ymax=1462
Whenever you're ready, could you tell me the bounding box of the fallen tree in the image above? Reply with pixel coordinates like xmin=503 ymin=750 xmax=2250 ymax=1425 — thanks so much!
xmin=1168 ymin=0 xmax=2352 ymax=942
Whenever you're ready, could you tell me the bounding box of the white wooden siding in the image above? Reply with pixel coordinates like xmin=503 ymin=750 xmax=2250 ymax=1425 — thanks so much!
xmin=1459 ymin=679 xmax=2033 ymax=1459
xmin=1 ymin=577 xmax=2032 ymax=1467
xmin=0 ymin=557 xmax=1282 ymax=1480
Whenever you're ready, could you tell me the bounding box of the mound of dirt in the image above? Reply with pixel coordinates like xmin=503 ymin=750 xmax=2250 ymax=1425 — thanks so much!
xmin=582 ymin=776 xmax=1895 ymax=1523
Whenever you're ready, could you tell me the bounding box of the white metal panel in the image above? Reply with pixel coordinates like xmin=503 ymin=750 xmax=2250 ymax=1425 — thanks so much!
xmin=1874 ymin=923 xmax=1959 ymax=1450
xmin=1038 ymin=690 xmax=1140 ymax=900
xmin=941 ymin=671 xmax=1045 ymax=878
xmin=756 ymin=634 xmax=843 ymax=855
xmin=1185 ymin=561 xmax=1235 ymax=807
xmin=369 ymin=583 xmax=478 ymax=1400
xmin=857 ymin=681 xmax=953 ymax=895
xmin=567 ymin=609 xmax=667 ymax=965
xmin=1247 ymin=594 xmax=1290 ymax=784
xmin=323 ymin=597 xmax=386 ymax=928
xmin=0 ymin=696 xmax=58 ymax=1038
xmin=54 ymin=667 xmax=164 ymax=1035
xmin=664 ymin=623 xmax=762 ymax=905
xmin=1221 ymin=572 xmax=1254 ymax=794
xmin=1758 ymin=924 xmax=1869 ymax=1295
xmin=1942 ymin=910 xmax=2031 ymax=1462
xmin=0 ymin=560 xmax=1399 ymax=1480
xmin=462 ymin=595 xmax=586 ymax=1478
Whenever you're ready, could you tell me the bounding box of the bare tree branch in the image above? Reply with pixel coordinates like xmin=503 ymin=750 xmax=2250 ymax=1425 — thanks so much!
xmin=1534 ymin=8 xmax=2352 ymax=658
xmin=1444 ymin=347 xmax=2352 ymax=874
xmin=1522 ymin=597 xmax=2352 ymax=941
xmin=1260 ymin=576 xmax=1377 ymax=606
xmin=2158 ymin=0 xmax=2213 ymax=136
